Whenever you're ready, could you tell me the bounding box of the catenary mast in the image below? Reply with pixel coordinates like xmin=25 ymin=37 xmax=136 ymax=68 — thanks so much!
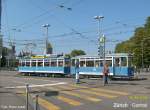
xmin=0 ymin=0 xmax=2 ymax=65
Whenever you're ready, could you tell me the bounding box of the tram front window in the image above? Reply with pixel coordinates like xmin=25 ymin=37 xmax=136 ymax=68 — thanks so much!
xmin=51 ymin=62 xmax=57 ymax=67
xmin=58 ymin=61 xmax=63 ymax=67
xmin=71 ymin=59 xmax=75 ymax=66
xmin=26 ymin=62 xmax=30 ymax=66
xmin=121 ymin=57 xmax=127 ymax=66
xmin=114 ymin=57 xmax=127 ymax=67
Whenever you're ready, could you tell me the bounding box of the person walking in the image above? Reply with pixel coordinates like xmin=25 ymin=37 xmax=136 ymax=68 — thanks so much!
xmin=103 ymin=63 xmax=109 ymax=86
xmin=75 ymin=61 xmax=80 ymax=84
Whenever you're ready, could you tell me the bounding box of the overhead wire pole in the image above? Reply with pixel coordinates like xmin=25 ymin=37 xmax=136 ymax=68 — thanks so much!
xmin=42 ymin=24 xmax=50 ymax=55
xmin=94 ymin=16 xmax=105 ymax=64
xmin=0 ymin=0 xmax=2 ymax=68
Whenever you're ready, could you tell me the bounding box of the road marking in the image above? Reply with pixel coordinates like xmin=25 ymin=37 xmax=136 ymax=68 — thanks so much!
xmin=78 ymin=89 xmax=117 ymax=98
xmin=52 ymin=86 xmax=102 ymax=102
xmin=56 ymin=85 xmax=117 ymax=98
xmin=57 ymin=96 xmax=81 ymax=106
xmin=70 ymin=84 xmax=129 ymax=96
xmin=90 ymin=88 xmax=129 ymax=95
xmin=29 ymin=87 xmax=81 ymax=106
xmin=4 ymin=82 xmax=67 ymax=89
xmin=61 ymin=84 xmax=117 ymax=98
xmin=38 ymin=97 xmax=60 ymax=110
xmin=20 ymin=77 xmax=60 ymax=83
xmin=17 ymin=90 xmax=60 ymax=110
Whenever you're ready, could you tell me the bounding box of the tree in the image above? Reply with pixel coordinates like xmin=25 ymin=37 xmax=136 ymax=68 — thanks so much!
xmin=70 ymin=49 xmax=86 ymax=57
xmin=47 ymin=42 xmax=53 ymax=54
xmin=0 ymin=47 xmax=11 ymax=67
xmin=115 ymin=16 xmax=150 ymax=68
xmin=64 ymin=54 xmax=71 ymax=58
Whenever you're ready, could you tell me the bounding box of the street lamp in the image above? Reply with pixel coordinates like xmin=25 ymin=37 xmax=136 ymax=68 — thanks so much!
xmin=42 ymin=24 xmax=50 ymax=55
xmin=94 ymin=16 xmax=105 ymax=64
xmin=94 ymin=16 xmax=104 ymax=36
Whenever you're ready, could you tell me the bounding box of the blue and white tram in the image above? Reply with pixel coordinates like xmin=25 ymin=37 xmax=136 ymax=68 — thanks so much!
xmin=71 ymin=53 xmax=134 ymax=78
xmin=18 ymin=55 xmax=70 ymax=76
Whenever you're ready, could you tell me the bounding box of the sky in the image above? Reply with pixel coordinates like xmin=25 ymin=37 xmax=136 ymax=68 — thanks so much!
xmin=1 ymin=0 xmax=150 ymax=55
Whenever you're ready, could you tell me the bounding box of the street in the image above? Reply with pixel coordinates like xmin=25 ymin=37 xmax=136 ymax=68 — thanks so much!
xmin=0 ymin=71 xmax=150 ymax=110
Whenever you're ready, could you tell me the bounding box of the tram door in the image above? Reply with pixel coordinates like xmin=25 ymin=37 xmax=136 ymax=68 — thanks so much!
xmin=113 ymin=57 xmax=121 ymax=76
xmin=113 ymin=57 xmax=128 ymax=76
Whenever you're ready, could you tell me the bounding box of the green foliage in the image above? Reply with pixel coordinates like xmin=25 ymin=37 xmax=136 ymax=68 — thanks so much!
xmin=115 ymin=16 xmax=150 ymax=67
xmin=65 ymin=49 xmax=86 ymax=58
xmin=0 ymin=47 xmax=11 ymax=67
xmin=70 ymin=49 xmax=86 ymax=57
xmin=64 ymin=54 xmax=71 ymax=58
xmin=47 ymin=42 xmax=53 ymax=54
xmin=47 ymin=42 xmax=52 ymax=48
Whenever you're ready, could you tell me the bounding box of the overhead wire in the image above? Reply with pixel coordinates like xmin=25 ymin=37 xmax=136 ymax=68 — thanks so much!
xmin=2 ymin=0 xmax=147 ymax=54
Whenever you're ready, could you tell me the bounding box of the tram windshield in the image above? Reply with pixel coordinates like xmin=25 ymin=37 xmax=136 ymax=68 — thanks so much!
xmin=114 ymin=57 xmax=128 ymax=67
xmin=58 ymin=61 xmax=63 ymax=67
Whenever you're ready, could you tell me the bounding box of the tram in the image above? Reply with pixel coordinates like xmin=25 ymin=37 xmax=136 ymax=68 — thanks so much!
xmin=18 ymin=53 xmax=134 ymax=78
xmin=71 ymin=53 xmax=134 ymax=78
xmin=18 ymin=54 xmax=70 ymax=76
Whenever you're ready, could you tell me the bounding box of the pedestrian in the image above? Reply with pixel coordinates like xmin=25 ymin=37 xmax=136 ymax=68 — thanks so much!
xmin=103 ymin=63 xmax=109 ymax=86
xmin=75 ymin=61 xmax=80 ymax=84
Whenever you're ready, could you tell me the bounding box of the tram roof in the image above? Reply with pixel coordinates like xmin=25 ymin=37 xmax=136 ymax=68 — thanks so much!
xmin=18 ymin=54 xmax=67 ymax=60
xmin=72 ymin=53 xmax=133 ymax=59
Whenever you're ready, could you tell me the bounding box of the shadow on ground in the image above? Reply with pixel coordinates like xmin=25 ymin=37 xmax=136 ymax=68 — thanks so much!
xmin=30 ymin=90 xmax=59 ymax=97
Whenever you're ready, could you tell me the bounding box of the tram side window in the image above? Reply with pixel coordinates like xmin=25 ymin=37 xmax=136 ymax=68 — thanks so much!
xmin=86 ymin=61 xmax=94 ymax=67
xmin=71 ymin=59 xmax=75 ymax=66
xmin=106 ymin=60 xmax=112 ymax=67
xmin=44 ymin=61 xmax=49 ymax=66
xmin=26 ymin=62 xmax=30 ymax=66
xmin=95 ymin=60 xmax=103 ymax=67
xmin=38 ymin=61 xmax=43 ymax=67
xmin=22 ymin=62 xmax=25 ymax=66
xmin=114 ymin=58 xmax=120 ymax=66
xmin=19 ymin=62 xmax=22 ymax=66
xmin=80 ymin=61 xmax=86 ymax=67
xmin=65 ymin=61 xmax=70 ymax=67
xmin=58 ymin=61 xmax=63 ymax=67
xmin=51 ymin=61 xmax=57 ymax=67
xmin=31 ymin=61 xmax=36 ymax=66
